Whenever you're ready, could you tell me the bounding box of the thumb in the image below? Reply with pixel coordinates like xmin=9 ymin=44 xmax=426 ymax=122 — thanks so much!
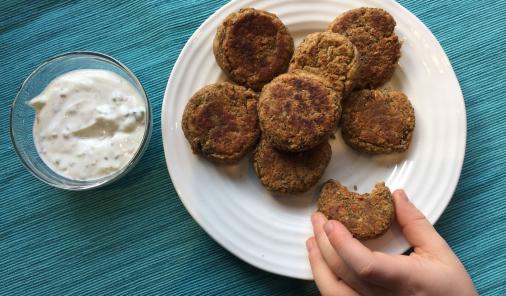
xmin=393 ymin=190 xmax=448 ymax=252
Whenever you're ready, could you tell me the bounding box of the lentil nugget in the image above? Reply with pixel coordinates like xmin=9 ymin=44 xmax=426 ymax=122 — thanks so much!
xmin=182 ymin=82 xmax=260 ymax=164
xmin=341 ymin=89 xmax=415 ymax=154
xmin=258 ymin=71 xmax=341 ymax=152
xmin=328 ymin=7 xmax=401 ymax=89
xmin=289 ymin=31 xmax=360 ymax=95
xmin=213 ymin=8 xmax=294 ymax=91
xmin=253 ymin=138 xmax=331 ymax=193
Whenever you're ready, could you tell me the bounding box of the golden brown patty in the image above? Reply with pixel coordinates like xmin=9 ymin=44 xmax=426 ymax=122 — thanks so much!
xmin=213 ymin=8 xmax=294 ymax=91
xmin=258 ymin=71 xmax=341 ymax=152
xmin=328 ymin=7 xmax=401 ymax=89
xmin=289 ymin=31 xmax=360 ymax=95
xmin=341 ymin=89 xmax=415 ymax=154
xmin=318 ymin=181 xmax=394 ymax=240
xmin=182 ymin=82 xmax=260 ymax=164
xmin=253 ymin=138 xmax=331 ymax=193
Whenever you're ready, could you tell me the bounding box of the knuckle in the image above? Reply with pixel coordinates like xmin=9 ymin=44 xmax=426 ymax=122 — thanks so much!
xmin=357 ymin=262 xmax=375 ymax=279
xmin=308 ymin=252 xmax=323 ymax=266
xmin=413 ymin=210 xmax=427 ymax=221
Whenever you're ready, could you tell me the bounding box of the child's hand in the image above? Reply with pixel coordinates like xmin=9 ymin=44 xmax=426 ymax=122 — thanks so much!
xmin=307 ymin=190 xmax=477 ymax=296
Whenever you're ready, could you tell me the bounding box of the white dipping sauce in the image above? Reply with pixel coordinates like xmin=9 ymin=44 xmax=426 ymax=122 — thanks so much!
xmin=29 ymin=69 xmax=146 ymax=180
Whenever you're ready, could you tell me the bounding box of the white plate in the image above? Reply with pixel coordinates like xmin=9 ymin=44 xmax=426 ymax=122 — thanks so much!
xmin=161 ymin=0 xmax=466 ymax=279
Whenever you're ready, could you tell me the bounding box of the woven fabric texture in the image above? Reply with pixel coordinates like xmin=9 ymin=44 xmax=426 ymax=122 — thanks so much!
xmin=0 ymin=0 xmax=504 ymax=295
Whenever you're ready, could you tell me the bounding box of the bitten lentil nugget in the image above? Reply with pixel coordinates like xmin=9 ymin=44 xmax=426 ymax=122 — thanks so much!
xmin=318 ymin=180 xmax=394 ymax=240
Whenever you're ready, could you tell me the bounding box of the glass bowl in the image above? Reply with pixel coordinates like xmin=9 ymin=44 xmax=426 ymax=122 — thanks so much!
xmin=10 ymin=51 xmax=152 ymax=190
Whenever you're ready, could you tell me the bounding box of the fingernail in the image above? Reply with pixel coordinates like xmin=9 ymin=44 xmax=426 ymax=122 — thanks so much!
xmin=324 ymin=221 xmax=335 ymax=235
xmin=306 ymin=238 xmax=315 ymax=251
xmin=395 ymin=189 xmax=409 ymax=201
xmin=311 ymin=212 xmax=320 ymax=224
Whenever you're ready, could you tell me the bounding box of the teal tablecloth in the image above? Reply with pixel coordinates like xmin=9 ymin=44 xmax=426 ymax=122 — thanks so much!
xmin=1 ymin=0 xmax=505 ymax=295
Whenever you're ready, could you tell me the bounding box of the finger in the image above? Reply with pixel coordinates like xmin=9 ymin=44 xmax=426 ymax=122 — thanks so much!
xmin=312 ymin=213 xmax=374 ymax=293
xmin=312 ymin=213 xmax=346 ymax=275
xmin=393 ymin=190 xmax=448 ymax=251
xmin=306 ymin=237 xmax=360 ymax=296
xmin=324 ymin=220 xmax=411 ymax=287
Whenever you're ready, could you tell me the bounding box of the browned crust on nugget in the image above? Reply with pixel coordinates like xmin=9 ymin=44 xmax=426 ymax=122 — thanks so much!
xmin=182 ymin=82 xmax=260 ymax=163
xmin=328 ymin=7 xmax=401 ymax=89
xmin=214 ymin=8 xmax=294 ymax=91
xmin=289 ymin=31 xmax=360 ymax=95
xmin=258 ymin=71 xmax=341 ymax=152
xmin=253 ymin=138 xmax=331 ymax=193
xmin=341 ymin=89 xmax=415 ymax=154
xmin=318 ymin=181 xmax=394 ymax=240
